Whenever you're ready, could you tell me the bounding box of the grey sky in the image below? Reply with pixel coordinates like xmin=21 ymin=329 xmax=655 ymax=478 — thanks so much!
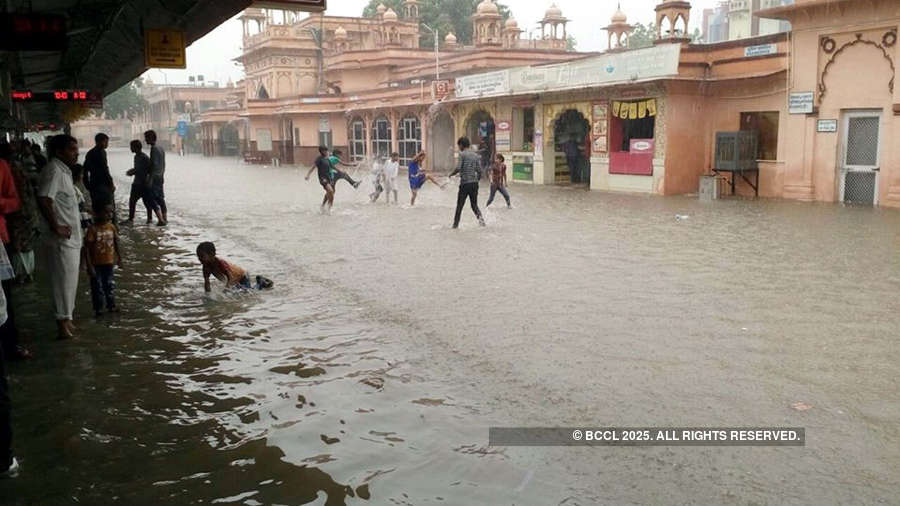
xmin=147 ymin=0 xmax=721 ymax=86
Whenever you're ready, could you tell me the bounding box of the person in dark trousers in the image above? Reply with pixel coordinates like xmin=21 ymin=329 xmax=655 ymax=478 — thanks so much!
xmin=448 ymin=137 xmax=485 ymax=229
xmin=328 ymin=149 xmax=361 ymax=189
xmin=0 ymin=292 xmax=18 ymax=479
xmin=485 ymin=153 xmax=511 ymax=208
xmin=83 ymin=203 xmax=121 ymax=317
xmin=304 ymin=146 xmax=338 ymax=213
xmin=144 ymin=130 xmax=167 ymax=225
xmin=124 ymin=140 xmax=164 ymax=225
xmin=83 ymin=133 xmax=115 ymax=216
xmin=0 ymin=145 xmax=27 ymax=360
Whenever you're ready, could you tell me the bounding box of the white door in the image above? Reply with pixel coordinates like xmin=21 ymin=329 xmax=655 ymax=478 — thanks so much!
xmin=840 ymin=111 xmax=881 ymax=205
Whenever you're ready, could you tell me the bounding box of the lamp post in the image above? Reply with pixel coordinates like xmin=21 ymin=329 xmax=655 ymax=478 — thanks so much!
xmin=421 ymin=23 xmax=440 ymax=80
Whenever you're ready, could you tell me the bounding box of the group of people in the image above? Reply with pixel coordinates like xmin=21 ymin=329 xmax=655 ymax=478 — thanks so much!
xmin=305 ymin=137 xmax=510 ymax=226
xmin=0 ymin=129 xmax=172 ymax=478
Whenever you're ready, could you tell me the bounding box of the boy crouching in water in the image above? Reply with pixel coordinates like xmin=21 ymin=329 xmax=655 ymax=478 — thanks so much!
xmin=196 ymin=242 xmax=273 ymax=292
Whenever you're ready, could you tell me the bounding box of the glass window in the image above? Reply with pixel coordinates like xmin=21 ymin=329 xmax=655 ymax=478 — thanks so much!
xmin=349 ymin=119 xmax=366 ymax=161
xmin=371 ymin=116 xmax=392 ymax=158
xmin=740 ymin=111 xmax=779 ymax=160
xmin=512 ymin=107 xmax=535 ymax=151
xmin=397 ymin=116 xmax=421 ymax=167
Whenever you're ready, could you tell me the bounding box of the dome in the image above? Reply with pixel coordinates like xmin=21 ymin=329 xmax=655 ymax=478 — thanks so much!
xmin=376 ymin=3 xmax=386 ymax=14
xmin=383 ymin=7 xmax=398 ymax=21
xmin=445 ymin=32 xmax=458 ymax=43
xmin=544 ymin=3 xmax=564 ymax=19
xmin=505 ymin=18 xmax=518 ymax=29
xmin=611 ymin=7 xmax=627 ymax=24
xmin=476 ymin=0 xmax=500 ymax=15
xmin=334 ymin=25 xmax=347 ymax=39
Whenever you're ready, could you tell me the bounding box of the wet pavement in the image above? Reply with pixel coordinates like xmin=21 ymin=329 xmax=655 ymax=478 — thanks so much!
xmin=1 ymin=149 xmax=898 ymax=505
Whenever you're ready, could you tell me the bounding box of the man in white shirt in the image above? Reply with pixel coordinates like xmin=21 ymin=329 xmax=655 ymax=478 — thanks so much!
xmin=36 ymin=135 xmax=82 ymax=339
xmin=369 ymin=155 xmax=385 ymax=202
xmin=382 ymin=152 xmax=400 ymax=204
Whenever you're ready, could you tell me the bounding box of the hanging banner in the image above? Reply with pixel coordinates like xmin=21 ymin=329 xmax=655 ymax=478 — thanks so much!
xmin=591 ymin=101 xmax=609 ymax=155
xmin=612 ymin=99 xmax=657 ymax=120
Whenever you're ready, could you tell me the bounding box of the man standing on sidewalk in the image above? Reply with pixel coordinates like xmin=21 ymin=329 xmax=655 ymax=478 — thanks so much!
xmin=448 ymin=137 xmax=485 ymax=229
xmin=144 ymin=130 xmax=167 ymax=225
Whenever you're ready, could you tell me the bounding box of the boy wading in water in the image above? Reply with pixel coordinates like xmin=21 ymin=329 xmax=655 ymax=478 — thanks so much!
xmin=196 ymin=242 xmax=273 ymax=292
xmin=382 ymin=152 xmax=400 ymax=204
xmin=408 ymin=150 xmax=446 ymax=206
xmin=328 ymin=149 xmax=361 ymax=189
xmin=448 ymin=137 xmax=485 ymax=228
xmin=305 ymin=146 xmax=339 ymax=213
xmin=485 ymin=153 xmax=511 ymax=208
xmin=83 ymin=204 xmax=121 ymax=317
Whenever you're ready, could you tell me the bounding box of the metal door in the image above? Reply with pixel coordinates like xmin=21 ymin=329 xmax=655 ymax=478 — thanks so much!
xmin=840 ymin=111 xmax=881 ymax=205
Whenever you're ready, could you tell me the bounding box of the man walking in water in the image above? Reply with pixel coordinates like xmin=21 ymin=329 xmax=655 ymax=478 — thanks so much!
xmin=448 ymin=137 xmax=485 ymax=228
xmin=305 ymin=146 xmax=338 ymax=212
xmin=83 ymin=133 xmax=115 ymax=220
xmin=144 ymin=130 xmax=167 ymax=225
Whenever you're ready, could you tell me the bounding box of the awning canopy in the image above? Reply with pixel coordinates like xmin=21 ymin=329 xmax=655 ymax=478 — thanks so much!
xmin=4 ymin=0 xmax=254 ymax=124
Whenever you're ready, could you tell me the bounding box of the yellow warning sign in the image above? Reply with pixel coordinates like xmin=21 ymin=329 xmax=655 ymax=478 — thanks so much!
xmin=144 ymin=29 xmax=186 ymax=69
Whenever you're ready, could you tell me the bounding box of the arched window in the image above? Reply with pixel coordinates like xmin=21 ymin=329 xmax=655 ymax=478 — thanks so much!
xmin=397 ymin=115 xmax=421 ymax=167
xmin=349 ymin=118 xmax=366 ymax=161
xmin=371 ymin=116 xmax=392 ymax=158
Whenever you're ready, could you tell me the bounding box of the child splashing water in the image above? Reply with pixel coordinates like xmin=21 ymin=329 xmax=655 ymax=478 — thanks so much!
xmin=196 ymin=242 xmax=273 ymax=292
xmin=408 ymin=150 xmax=447 ymax=206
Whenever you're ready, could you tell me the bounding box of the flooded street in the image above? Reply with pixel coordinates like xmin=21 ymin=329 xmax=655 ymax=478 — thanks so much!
xmin=2 ymin=148 xmax=899 ymax=505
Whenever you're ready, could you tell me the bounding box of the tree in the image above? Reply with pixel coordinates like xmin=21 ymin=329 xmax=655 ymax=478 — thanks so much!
xmin=628 ymin=22 xmax=656 ymax=49
xmin=362 ymin=0 xmax=511 ymax=49
xmin=691 ymin=27 xmax=702 ymax=43
xmin=566 ymin=35 xmax=577 ymax=51
xmin=103 ymin=78 xmax=147 ymax=120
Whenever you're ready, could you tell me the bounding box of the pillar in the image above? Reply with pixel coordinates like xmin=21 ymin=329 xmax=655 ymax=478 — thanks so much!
xmin=390 ymin=109 xmax=399 ymax=154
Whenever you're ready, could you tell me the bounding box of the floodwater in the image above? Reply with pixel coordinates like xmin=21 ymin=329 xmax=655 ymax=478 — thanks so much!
xmin=2 ymin=149 xmax=898 ymax=505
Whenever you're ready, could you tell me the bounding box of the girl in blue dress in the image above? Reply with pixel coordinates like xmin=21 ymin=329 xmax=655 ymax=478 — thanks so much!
xmin=408 ymin=151 xmax=446 ymax=206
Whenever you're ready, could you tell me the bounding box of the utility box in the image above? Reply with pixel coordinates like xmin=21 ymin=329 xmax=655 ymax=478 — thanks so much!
xmin=699 ymin=175 xmax=720 ymax=201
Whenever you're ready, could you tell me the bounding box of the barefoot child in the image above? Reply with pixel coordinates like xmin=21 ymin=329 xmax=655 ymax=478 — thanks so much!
xmin=329 ymin=149 xmax=361 ymax=189
xmin=485 ymin=153 xmax=511 ymax=208
xmin=196 ymin=241 xmax=273 ymax=292
xmin=408 ymin=151 xmax=446 ymax=206
xmin=305 ymin=146 xmax=337 ymax=212
xmin=383 ymin=152 xmax=400 ymax=204
xmin=369 ymin=155 xmax=385 ymax=202
xmin=83 ymin=203 xmax=121 ymax=317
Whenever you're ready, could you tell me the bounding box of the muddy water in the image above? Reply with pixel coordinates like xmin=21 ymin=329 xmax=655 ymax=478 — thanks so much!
xmin=2 ymin=149 xmax=898 ymax=505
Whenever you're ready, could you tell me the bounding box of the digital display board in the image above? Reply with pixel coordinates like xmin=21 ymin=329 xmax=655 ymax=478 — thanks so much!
xmin=0 ymin=14 xmax=67 ymax=51
xmin=12 ymin=90 xmax=103 ymax=109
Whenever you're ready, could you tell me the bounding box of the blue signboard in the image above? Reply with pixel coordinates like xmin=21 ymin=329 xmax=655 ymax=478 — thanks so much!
xmin=176 ymin=120 xmax=188 ymax=137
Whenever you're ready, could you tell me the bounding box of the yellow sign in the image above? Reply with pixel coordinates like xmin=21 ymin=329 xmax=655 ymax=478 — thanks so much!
xmin=144 ymin=29 xmax=186 ymax=69
xmin=612 ymin=99 xmax=658 ymax=120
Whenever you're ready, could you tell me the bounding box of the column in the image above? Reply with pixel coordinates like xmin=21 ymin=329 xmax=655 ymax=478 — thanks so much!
xmin=364 ymin=112 xmax=372 ymax=158
xmin=390 ymin=109 xmax=399 ymax=155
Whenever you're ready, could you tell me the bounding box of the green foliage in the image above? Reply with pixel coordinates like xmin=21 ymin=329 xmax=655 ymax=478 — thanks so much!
xmin=566 ymin=35 xmax=577 ymax=51
xmin=103 ymin=79 xmax=147 ymax=120
xmin=361 ymin=0 xmax=511 ymax=48
xmin=628 ymin=22 xmax=656 ymax=49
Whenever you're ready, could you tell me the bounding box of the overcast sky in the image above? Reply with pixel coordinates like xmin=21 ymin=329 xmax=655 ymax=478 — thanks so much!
xmin=146 ymin=0 xmax=721 ymax=86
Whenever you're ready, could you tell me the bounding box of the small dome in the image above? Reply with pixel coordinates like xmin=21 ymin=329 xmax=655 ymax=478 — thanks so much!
xmin=505 ymin=18 xmax=518 ymax=29
xmin=383 ymin=7 xmax=398 ymax=21
xmin=477 ymin=0 xmax=499 ymax=15
xmin=611 ymin=7 xmax=627 ymax=24
xmin=544 ymin=3 xmax=564 ymax=19
xmin=376 ymin=3 xmax=386 ymax=13
xmin=334 ymin=25 xmax=347 ymax=39
xmin=445 ymin=32 xmax=458 ymax=43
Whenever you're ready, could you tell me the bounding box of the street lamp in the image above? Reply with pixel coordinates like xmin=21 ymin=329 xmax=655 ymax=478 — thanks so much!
xmin=421 ymin=23 xmax=440 ymax=81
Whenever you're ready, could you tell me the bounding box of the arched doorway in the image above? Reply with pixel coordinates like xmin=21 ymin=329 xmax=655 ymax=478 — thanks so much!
xmin=553 ymin=109 xmax=591 ymax=184
xmin=218 ymin=124 xmax=240 ymax=156
xmin=465 ymin=110 xmax=495 ymax=176
xmin=430 ymin=112 xmax=455 ymax=172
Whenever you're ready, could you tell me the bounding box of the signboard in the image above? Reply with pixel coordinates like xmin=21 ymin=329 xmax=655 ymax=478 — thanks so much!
xmin=496 ymin=120 xmax=511 ymax=132
xmin=0 ymin=14 xmax=66 ymax=51
xmin=318 ymin=116 xmax=331 ymax=133
xmin=744 ymin=44 xmax=777 ymax=58
xmin=512 ymin=157 xmax=533 ymax=181
xmin=432 ymin=80 xmax=451 ymax=101
xmin=591 ymin=102 xmax=609 ymax=154
xmin=455 ymin=70 xmax=509 ymax=98
xmin=817 ymin=119 xmax=838 ymax=133
xmin=11 ymin=90 xmax=103 ymax=109
xmin=789 ymin=91 xmax=814 ymax=114
xmin=177 ymin=121 xmax=188 ymax=138
xmin=252 ymin=0 xmax=326 ymax=11
xmin=144 ymin=29 xmax=186 ymax=69
xmin=256 ymin=129 xmax=273 ymax=151
xmin=630 ymin=139 xmax=655 ymax=154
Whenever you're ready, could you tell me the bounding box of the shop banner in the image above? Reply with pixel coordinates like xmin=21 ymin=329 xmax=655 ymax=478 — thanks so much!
xmin=456 ymin=45 xmax=680 ymax=99
xmin=612 ymin=99 xmax=657 ymax=120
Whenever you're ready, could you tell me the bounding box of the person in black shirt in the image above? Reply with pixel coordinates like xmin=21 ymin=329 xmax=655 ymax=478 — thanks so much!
xmin=83 ymin=133 xmax=115 ymax=214
xmin=124 ymin=140 xmax=164 ymax=225
xmin=305 ymin=146 xmax=337 ymax=213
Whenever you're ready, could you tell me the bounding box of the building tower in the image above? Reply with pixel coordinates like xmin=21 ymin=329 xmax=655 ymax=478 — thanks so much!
xmin=503 ymin=17 xmax=522 ymax=49
xmin=334 ymin=25 xmax=349 ymax=53
xmin=375 ymin=3 xmax=387 ymax=21
xmin=444 ymin=32 xmax=459 ymax=51
xmin=656 ymin=0 xmax=692 ymax=41
xmin=473 ymin=0 xmax=503 ymax=47
xmin=604 ymin=4 xmax=633 ymax=50
xmin=540 ymin=4 xmax=568 ymax=50
xmin=239 ymin=8 xmax=267 ymax=39
xmin=383 ymin=8 xmax=402 ymax=46
xmin=403 ymin=0 xmax=420 ymax=20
